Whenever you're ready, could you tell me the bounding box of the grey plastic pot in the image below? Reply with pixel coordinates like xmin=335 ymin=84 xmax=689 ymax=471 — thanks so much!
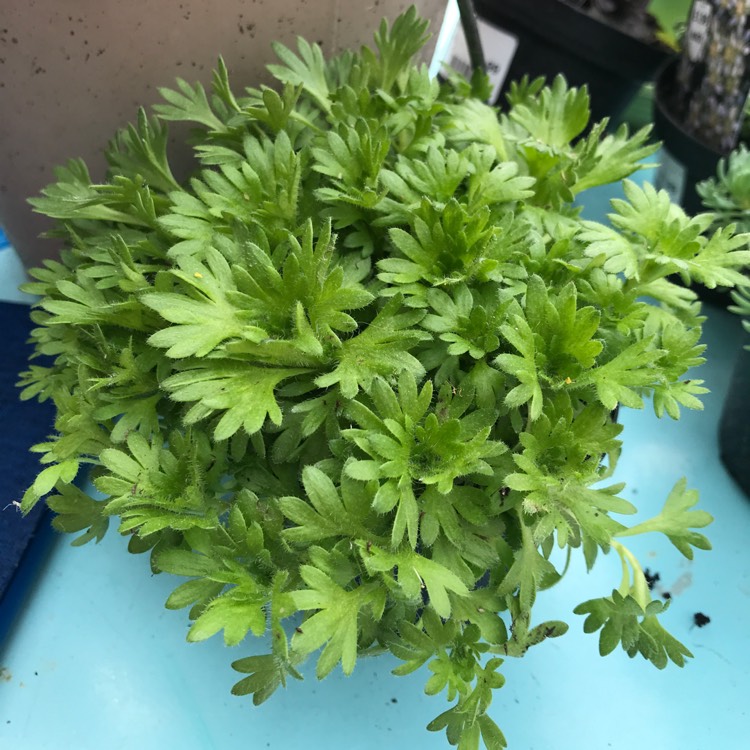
xmin=719 ymin=340 xmax=750 ymax=499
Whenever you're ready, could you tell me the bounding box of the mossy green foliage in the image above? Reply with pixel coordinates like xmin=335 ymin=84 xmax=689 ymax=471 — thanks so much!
xmin=698 ymin=143 xmax=750 ymax=234
xmin=19 ymin=8 xmax=748 ymax=749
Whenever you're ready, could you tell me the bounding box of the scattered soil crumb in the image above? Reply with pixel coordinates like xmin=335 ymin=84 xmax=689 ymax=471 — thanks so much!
xmin=693 ymin=612 xmax=711 ymax=628
xmin=644 ymin=568 xmax=660 ymax=590
xmin=0 ymin=667 xmax=11 ymax=683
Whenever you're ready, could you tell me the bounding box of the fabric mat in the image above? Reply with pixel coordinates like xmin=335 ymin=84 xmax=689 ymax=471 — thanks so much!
xmin=0 ymin=300 xmax=56 ymax=641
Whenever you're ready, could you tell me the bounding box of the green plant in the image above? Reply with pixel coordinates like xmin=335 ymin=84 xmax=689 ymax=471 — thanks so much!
xmin=565 ymin=0 xmax=681 ymax=48
xmin=699 ymin=143 xmax=750 ymax=330
xmin=647 ymin=0 xmax=692 ymax=49
xmin=698 ymin=143 xmax=750 ymax=234
xmin=19 ymin=8 xmax=750 ymax=749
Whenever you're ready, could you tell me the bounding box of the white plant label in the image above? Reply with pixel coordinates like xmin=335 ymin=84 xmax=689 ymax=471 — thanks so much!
xmin=655 ymin=148 xmax=687 ymax=205
xmin=686 ymin=0 xmax=713 ymax=62
xmin=445 ymin=18 xmax=519 ymax=102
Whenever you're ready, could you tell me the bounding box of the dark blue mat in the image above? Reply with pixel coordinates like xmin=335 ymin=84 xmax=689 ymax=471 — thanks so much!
xmin=0 ymin=300 xmax=56 ymax=645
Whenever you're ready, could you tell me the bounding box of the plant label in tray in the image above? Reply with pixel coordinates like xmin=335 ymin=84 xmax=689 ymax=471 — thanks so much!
xmin=686 ymin=0 xmax=712 ymax=62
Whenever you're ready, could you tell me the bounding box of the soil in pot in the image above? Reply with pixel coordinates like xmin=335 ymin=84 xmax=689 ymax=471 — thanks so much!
xmin=652 ymin=57 xmax=727 ymax=216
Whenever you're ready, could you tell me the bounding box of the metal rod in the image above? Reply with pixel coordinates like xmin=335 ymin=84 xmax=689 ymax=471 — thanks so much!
xmin=456 ymin=0 xmax=487 ymax=75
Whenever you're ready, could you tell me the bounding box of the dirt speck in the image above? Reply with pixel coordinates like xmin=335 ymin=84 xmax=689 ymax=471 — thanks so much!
xmin=693 ymin=612 xmax=711 ymax=628
xmin=644 ymin=568 xmax=660 ymax=590
xmin=0 ymin=667 xmax=11 ymax=682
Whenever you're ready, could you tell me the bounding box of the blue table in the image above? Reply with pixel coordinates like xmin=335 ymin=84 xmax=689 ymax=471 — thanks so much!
xmin=1 ymin=177 xmax=749 ymax=749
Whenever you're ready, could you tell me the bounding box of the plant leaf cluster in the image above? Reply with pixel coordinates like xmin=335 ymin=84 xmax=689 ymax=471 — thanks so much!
xmin=19 ymin=7 xmax=748 ymax=749
xmin=697 ymin=144 xmax=750 ymax=235
xmin=697 ymin=144 xmax=750 ymax=339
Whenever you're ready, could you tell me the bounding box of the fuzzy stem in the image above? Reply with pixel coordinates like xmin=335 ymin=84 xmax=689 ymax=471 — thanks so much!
xmin=612 ymin=539 xmax=651 ymax=608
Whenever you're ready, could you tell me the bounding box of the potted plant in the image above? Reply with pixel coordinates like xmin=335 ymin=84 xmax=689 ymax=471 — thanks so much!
xmin=697 ymin=144 xmax=750 ymax=233
xmin=18 ymin=8 xmax=750 ymax=749
xmin=699 ymin=145 xmax=750 ymax=497
xmin=653 ymin=0 xmax=750 ymax=215
xmin=446 ymin=0 xmax=677 ymax=124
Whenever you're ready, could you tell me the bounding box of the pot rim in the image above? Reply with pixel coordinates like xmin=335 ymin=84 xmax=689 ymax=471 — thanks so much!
xmin=474 ymin=0 xmax=671 ymax=80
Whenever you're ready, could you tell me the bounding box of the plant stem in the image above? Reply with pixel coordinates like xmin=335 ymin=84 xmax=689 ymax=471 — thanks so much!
xmin=612 ymin=540 xmax=651 ymax=608
xmin=456 ymin=0 xmax=486 ymax=75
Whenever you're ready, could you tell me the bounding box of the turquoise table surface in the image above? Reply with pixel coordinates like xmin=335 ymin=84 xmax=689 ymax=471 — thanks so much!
xmin=2 ymin=163 xmax=750 ymax=749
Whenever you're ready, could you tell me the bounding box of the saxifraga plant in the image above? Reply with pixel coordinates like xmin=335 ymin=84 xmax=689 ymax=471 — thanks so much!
xmin=698 ymin=143 xmax=750 ymax=233
xmin=700 ymin=143 xmax=750 ymax=333
xmin=18 ymin=8 xmax=750 ymax=749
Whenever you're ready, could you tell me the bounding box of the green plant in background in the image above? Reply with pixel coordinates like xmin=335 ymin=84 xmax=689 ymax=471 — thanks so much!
xmin=698 ymin=144 xmax=750 ymax=328
xmin=18 ymin=8 xmax=750 ymax=749
xmin=728 ymin=280 xmax=750 ymax=343
xmin=647 ymin=0 xmax=692 ymax=49
xmin=614 ymin=0 xmax=693 ymax=130
xmin=565 ymin=0 xmax=684 ymax=48
xmin=698 ymin=144 xmax=750 ymax=233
